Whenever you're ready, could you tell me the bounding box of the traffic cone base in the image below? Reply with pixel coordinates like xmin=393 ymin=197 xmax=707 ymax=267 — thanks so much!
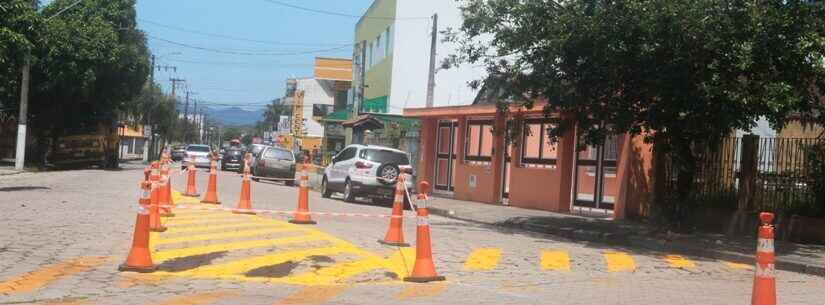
xmin=118 ymin=263 xmax=156 ymax=273
xmin=201 ymin=200 xmax=222 ymax=205
xmin=289 ymin=219 xmax=317 ymax=225
xmin=160 ymin=212 xmax=175 ymax=218
xmin=150 ymin=226 xmax=167 ymax=233
xmin=403 ymin=275 xmax=446 ymax=283
xmin=183 ymin=193 xmax=200 ymax=197
xmin=377 ymin=239 xmax=409 ymax=247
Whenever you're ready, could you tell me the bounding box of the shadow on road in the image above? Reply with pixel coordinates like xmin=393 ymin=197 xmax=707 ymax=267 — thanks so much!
xmin=0 ymin=186 xmax=51 ymax=192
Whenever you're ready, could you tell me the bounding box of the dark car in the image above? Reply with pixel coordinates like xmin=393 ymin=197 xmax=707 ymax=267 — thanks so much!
xmin=251 ymin=146 xmax=296 ymax=186
xmin=243 ymin=144 xmax=269 ymax=173
xmin=170 ymin=145 xmax=186 ymax=161
xmin=222 ymin=148 xmax=245 ymax=171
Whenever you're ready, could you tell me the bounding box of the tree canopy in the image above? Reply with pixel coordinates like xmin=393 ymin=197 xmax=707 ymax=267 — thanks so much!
xmin=449 ymin=0 xmax=825 ymax=220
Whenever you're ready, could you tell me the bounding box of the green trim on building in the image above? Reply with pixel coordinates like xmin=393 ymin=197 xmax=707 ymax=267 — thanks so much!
xmin=361 ymin=96 xmax=388 ymax=113
xmin=322 ymin=110 xmax=349 ymax=122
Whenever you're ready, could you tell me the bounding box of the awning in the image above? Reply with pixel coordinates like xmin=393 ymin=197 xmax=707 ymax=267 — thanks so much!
xmin=342 ymin=115 xmax=384 ymax=130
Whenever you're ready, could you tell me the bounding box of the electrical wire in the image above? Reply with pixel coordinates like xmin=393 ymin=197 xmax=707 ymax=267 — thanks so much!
xmin=164 ymin=58 xmax=315 ymax=67
xmin=147 ymin=34 xmax=351 ymax=56
xmin=139 ymin=18 xmax=351 ymax=47
xmin=261 ymin=0 xmax=429 ymax=20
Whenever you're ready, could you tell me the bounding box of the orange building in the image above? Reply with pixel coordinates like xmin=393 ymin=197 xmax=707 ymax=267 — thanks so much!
xmin=405 ymin=103 xmax=655 ymax=219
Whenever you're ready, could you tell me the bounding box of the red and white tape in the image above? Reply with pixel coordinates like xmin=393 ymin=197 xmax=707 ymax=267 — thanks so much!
xmin=157 ymin=204 xmax=415 ymax=219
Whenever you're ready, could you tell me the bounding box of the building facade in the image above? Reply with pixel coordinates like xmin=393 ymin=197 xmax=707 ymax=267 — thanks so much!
xmin=405 ymin=103 xmax=655 ymax=220
xmin=347 ymin=0 xmax=487 ymax=144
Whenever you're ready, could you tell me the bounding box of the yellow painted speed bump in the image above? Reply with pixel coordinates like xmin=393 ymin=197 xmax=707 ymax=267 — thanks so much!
xmin=724 ymin=261 xmax=753 ymax=270
xmin=540 ymin=250 xmax=571 ymax=271
xmin=155 ymin=227 xmax=299 ymax=245
xmin=153 ymin=234 xmax=325 ymax=263
xmin=464 ymin=248 xmax=502 ymax=271
xmin=0 ymin=256 xmax=108 ymax=294
xmin=603 ymin=251 xmax=635 ymax=272
xmin=664 ymin=255 xmax=696 ymax=269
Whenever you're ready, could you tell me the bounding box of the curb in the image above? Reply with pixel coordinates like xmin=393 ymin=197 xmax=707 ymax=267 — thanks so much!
xmin=428 ymin=206 xmax=825 ymax=277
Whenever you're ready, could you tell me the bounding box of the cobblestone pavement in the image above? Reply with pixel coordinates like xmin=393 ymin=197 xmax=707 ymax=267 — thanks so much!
xmin=1 ymin=163 xmax=824 ymax=305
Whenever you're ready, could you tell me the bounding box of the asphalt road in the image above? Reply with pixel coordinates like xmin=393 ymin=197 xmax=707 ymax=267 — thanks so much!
xmin=1 ymin=162 xmax=823 ymax=305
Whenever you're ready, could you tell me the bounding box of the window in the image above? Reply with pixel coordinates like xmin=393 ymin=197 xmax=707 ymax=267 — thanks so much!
xmin=375 ymin=34 xmax=383 ymax=63
xmin=367 ymin=41 xmax=374 ymax=68
xmin=359 ymin=149 xmax=409 ymax=165
xmin=521 ymin=119 xmax=558 ymax=167
xmin=312 ymin=104 xmax=333 ymax=117
xmin=465 ymin=120 xmax=494 ymax=163
xmin=384 ymin=26 xmax=391 ymax=57
xmin=265 ymin=148 xmax=293 ymax=161
xmin=336 ymin=147 xmax=357 ymax=162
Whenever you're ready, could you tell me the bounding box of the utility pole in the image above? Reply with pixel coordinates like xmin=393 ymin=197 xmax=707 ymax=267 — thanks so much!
xmin=14 ymin=0 xmax=38 ymax=171
xmin=169 ymin=78 xmax=184 ymax=99
xmin=183 ymin=91 xmax=190 ymax=143
xmin=425 ymin=13 xmax=438 ymax=108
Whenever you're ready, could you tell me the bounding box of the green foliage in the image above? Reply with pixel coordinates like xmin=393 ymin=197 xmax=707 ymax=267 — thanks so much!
xmin=450 ymin=0 xmax=825 ymax=222
xmin=0 ymin=0 xmax=41 ymax=112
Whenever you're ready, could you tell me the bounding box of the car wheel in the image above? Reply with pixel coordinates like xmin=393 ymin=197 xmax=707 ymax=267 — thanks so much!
xmin=285 ymin=179 xmax=295 ymax=187
xmin=251 ymin=177 xmax=260 ymax=182
xmin=320 ymin=177 xmax=332 ymax=198
xmin=343 ymin=179 xmax=356 ymax=202
xmin=376 ymin=163 xmax=400 ymax=185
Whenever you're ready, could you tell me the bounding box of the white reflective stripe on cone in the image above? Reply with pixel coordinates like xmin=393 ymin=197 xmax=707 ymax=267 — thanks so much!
xmin=300 ymin=180 xmax=308 ymax=188
xmin=755 ymin=263 xmax=776 ymax=278
xmin=394 ymin=194 xmax=404 ymax=203
xmin=417 ymin=216 xmax=429 ymax=226
xmin=137 ymin=204 xmax=149 ymax=215
xmin=757 ymin=238 xmax=774 ymax=253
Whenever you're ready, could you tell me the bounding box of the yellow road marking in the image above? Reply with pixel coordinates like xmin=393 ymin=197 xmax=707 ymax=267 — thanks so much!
xmin=604 ymin=252 xmax=635 ymax=272
xmin=165 ymin=222 xmax=283 ymax=235
xmin=156 ymin=227 xmax=300 ymax=245
xmin=165 ymin=217 xmax=256 ymax=227
xmin=151 ymin=291 xmax=233 ymax=305
xmin=463 ymin=248 xmax=502 ymax=271
xmin=540 ymin=250 xmax=571 ymax=271
xmin=164 ymin=247 xmax=349 ymax=279
xmin=385 ymin=247 xmax=416 ymax=278
xmin=0 ymin=256 xmax=108 ymax=294
xmin=37 ymin=298 xmax=88 ymax=305
xmin=395 ymin=282 xmax=448 ymax=300
xmin=664 ymin=255 xmax=696 ymax=269
xmin=153 ymin=234 xmax=326 ymax=263
xmin=166 ymin=213 xmax=238 ymax=222
xmin=724 ymin=261 xmax=753 ymax=270
xmin=275 ymin=257 xmax=388 ymax=285
xmin=278 ymin=286 xmax=349 ymax=305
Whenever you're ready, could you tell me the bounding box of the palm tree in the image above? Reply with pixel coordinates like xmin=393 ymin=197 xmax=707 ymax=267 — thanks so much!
xmin=263 ymin=99 xmax=289 ymax=132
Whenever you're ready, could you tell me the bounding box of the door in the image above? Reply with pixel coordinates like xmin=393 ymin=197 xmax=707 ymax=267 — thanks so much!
xmin=573 ymin=134 xmax=619 ymax=210
xmin=434 ymin=121 xmax=458 ymax=191
xmin=331 ymin=147 xmax=357 ymax=186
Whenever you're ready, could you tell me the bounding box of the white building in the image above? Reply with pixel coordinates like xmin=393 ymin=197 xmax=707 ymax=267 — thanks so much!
xmin=352 ymin=0 xmax=486 ymax=115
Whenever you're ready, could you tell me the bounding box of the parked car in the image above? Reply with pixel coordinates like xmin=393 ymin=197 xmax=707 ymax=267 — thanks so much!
xmin=321 ymin=144 xmax=414 ymax=204
xmin=181 ymin=144 xmax=212 ymax=169
xmin=251 ymin=146 xmax=296 ymax=186
xmin=170 ymin=145 xmax=187 ymax=161
xmin=222 ymin=148 xmax=245 ymax=171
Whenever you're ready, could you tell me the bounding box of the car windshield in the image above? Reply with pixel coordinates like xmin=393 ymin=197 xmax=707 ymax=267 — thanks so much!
xmin=360 ymin=149 xmax=409 ymax=165
xmin=186 ymin=146 xmax=210 ymax=152
xmin=268 ymin=149 xmax=293 ymax=161
xmin=251 ymin=145 xmax=267 ymax=154
xmin=228 ymin=150 xmax=243 ymax=156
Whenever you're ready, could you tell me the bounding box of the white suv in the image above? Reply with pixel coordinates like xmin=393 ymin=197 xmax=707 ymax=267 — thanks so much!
xmin=321 ymin=144 xmax=414 ymax=204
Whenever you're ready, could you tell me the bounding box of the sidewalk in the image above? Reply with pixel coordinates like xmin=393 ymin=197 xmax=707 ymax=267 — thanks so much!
xmin=426 ymin=196 xmax=825 ymax=277
xmin=0 ymin=166 xmax=22 ymax=176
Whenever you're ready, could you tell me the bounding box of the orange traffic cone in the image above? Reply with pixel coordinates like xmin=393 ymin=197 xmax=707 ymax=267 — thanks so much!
xmin=201 ymin=158 xmax=221 ymax=205
xmin=139 ymin=181 xmax=151 ymax=207
xmin=751 ymin=212 xmax=777 ymax=305
xmin=379 ymin=174 xmax=409 ymax=246
xmin=158 ymin=168 xmax=174 ymax=217
xmin=119 ymin=183 xmax=156 ymax=273
xmin=143 ymin=167 xmax=151 ymax=181
xmin=148 ymin=182 xmax=167 ymax=233
xmin=404 ymin=181 xmax=445 ymax=283
xmin=234 ymin=154 xmax=256 ymax=215
xmin=289 ymin=159 xmax=316 ymax=224
xmin=183 ymin=158 xmax=200 ymax=197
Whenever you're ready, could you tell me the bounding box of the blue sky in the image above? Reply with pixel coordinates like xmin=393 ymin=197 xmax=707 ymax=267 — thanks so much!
xmin=134 ymin=0 xmax=375 ymax=110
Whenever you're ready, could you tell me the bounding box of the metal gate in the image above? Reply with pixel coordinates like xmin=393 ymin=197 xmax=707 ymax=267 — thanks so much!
xmin=434 ymin=121 xmax=458 ymax=192
xmin=573 ymin=134 xmax=619 ymax=210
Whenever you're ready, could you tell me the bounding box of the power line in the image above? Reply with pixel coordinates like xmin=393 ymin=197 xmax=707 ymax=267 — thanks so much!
xmin=260 ymin=0 xmax=428 ymax=20
xmin=146 ymin=34 xmax=351 ymax=56
xmin=165 ymin=58 xmax=315 ymax=67
xmin=139 ymin=18 xmax=351 ymax=47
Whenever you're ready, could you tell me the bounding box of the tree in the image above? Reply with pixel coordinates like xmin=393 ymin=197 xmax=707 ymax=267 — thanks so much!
xmin=449 ymin=0 xmax=825 ymax=223
xmin=262 ymin=99 xmax=289 ymax=131
xmin=0 ymin=0 xmax=41 ymax=117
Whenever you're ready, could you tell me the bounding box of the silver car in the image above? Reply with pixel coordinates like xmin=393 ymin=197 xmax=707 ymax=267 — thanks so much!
xmin=181 ymin=144 xmax=212 ymax=169
xmin=321 ymin=144 xmax=414 ymax=204
xmin=251 ymin=146 xmax=296 ymax=186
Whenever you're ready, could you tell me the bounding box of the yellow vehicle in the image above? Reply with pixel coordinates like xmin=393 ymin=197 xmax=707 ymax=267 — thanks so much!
xmin=46 ymin=125 xmax=119 ymax=168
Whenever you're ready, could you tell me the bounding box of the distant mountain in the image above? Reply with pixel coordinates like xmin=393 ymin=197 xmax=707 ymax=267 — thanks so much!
xmin=205 ymin=107 xmax=263 ymax=126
